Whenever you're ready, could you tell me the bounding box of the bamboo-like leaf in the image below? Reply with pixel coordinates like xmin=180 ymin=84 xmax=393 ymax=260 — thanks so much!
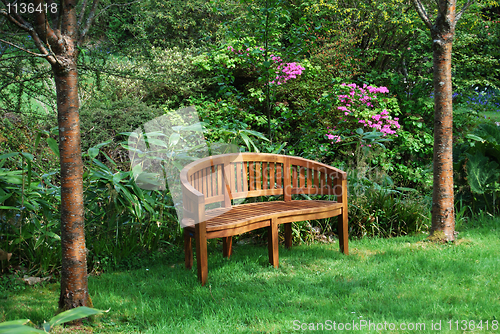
xmin=466 ymin=134 xmax=485 ymax=143
xmin=0 ymin=193 xmax=13 ymax=203
xmin=169 ymin=133 xmax=181 ymax=147
xmin=143 ymin=138 xmax=169 ymax=148
xmin=174 ymin=122 xmax=206 ymax=132
xmin=119 ymin=131 xmax=139 ymax=138
xmin=240 ymin=129 xmax=269 ymax=141
xmin=0 ymin=319 xmax=30 ymax=327
xmin=46 ymin=307 xmax=108 ymax=331
xmin=34 ymin=132 xmax=42 ymax=152
xmin=88 ymin=147 xmax=99 ymax=159
xmin=0 ymin=206 xmax=21 ymax=210
xmin=93 ymin=160 xmax=112 ymax=174
xmin=0 ymin=324 xmax=45 ymax=333
xmin=0 ymin=174 xmax=23 ymax=185
xmin=240 ymin=132 xmax=259 ymax=152
xmin=94 ymin=140 xmax=113 ymax=149
xmin=0 ymin=152 xmax=21 ymax=160
xmin=272 ymin=142 xmax=287 ymax=154
xmin=46 ymin=138 xmax=59 ymax=158
xmin=19 ymin=153 xmax=34 ymax=161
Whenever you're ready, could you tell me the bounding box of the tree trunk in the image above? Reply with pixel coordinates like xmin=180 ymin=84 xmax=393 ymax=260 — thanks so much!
xmin=3 ymin=0 xmax=101 ymax=313
xmin=54 ymin=61 xmax=89 ymax=310
xmin=430 ymin=16 xmax=456 ymax=242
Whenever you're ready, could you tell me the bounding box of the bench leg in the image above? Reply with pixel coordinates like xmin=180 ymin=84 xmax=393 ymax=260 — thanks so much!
xmin=338 ymin=209 xmax=349 ymax=255
xmin=223 ymin=236 xmax=233 ymax=258
xmin=184 ymin=229 xmax=193 ymax=269
xmin=195 ymin=223 xmax=208 ymax=286
xmin=268 ymin=218 xmax=279 ymax=268
xmin=284 ymin=222 xmax=292 ymax=249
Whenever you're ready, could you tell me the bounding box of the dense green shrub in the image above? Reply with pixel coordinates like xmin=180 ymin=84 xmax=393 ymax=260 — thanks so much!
xmin=347 ymin=169 xmax=431 ymax=238
xmin=454 ymin=122 xmax=500 ymax=214
xmin=0 ymin=144 xmax=182 ymax=275
xmin=84 ymin=47 xmax=214 ymax=108
xmin=79 ymin=97 xmax=164 ymax=166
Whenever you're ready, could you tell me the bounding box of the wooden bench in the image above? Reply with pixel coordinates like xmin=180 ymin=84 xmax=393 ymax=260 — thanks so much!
xmin=180 ymin=153 xmax=348 ymax=285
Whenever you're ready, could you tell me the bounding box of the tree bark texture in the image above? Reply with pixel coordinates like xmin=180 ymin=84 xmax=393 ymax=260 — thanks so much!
xmin=2 ymin=0 xmax=99 ymax=310
xmin=51 ymin=1 xmax=90 ymax=310
xmin=429 ymin=5 xmax=456 ymax=242
xmin=412 ymin=0 xmax=473 ymax=242
xmin=55 ymin=63 xmax=89 ymax=310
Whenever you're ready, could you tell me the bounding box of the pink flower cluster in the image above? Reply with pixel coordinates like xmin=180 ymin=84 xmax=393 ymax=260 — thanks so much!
xmin=227 ymin=46 xmax=304 ymax=85
xmin=337 ymin=83 xmax=389 ymax=111
xmin=270 ymin=60 xmax=305 ymax=85
xmin=337 ymin=83 xmax=400 ymax=137
xmin=358 ymin=110 xmax=400 ymax=136
xmin=326 ymin=127 xmax=341 ymax=143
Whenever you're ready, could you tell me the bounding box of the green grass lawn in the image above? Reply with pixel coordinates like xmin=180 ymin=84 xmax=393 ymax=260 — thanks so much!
xmin=2 ymin=216 xmax=500 ymax=333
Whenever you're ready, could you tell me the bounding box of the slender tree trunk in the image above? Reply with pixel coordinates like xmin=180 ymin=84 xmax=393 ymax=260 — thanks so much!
xmin=3 ymin=0 xmax=100 ymax=312
xmin=430 ymin=13 xmax=456 ymax=242
xmin=412 ymin=0 xmax=473 ymax=242
xmin=54 ymin=61 xmax=89 ymax=309
xmin=52 ymin=3 xmax=89 ymax=310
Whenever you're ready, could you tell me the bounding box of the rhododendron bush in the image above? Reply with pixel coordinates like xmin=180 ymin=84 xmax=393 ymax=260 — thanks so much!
xmin=319 ymin=82 xmax=401 ymax=154
xmin=226 ymin=45 xmax=305 ymax=85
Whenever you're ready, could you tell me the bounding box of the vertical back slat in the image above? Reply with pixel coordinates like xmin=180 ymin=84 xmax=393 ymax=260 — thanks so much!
xmin=255 ymin=162 xmax=261 ymax=190
xmin=292 ymin=166 xmax=297 ymax=189
xmin=210 ymin=166 xmax=216 ymax=197
xmin=217 ymin=165 xmax=222 ymax=196
xmin=269 ymin=162 xmax=275 ymax=189
xmin=236 ymin=162 xmax=242 ymax=193
xmin=262 ymin=162 xmax=268 ymax=190
xmin=202 ymin=168 xmax=206 ymax=195
xmin=328 ymin=172 xmax=334 ymax=191
xmin=299 ymin=166 xmax=305 ymax=188
xmin=283 ymin=157 xmax=291 ymax=201
xmin=277 ymin=163 xmax=282 ymax=188
xmin=320 ymin=168 xmax=326 ymax=189
xmin=243 ymin=162 xmax=248 ymax=192
xmin=195 ymin=171 xmax=201 ymax=192
xmin=223 ymin=162 xmax=232 ymax=206
xmin=230 ymin=163 xmax=236 ymax=194
xmin=249 ymin=161 xmax=255 ymax=191
xmin=306 ymin=167 xmax=312 ymax=188
xmin=314 ymin=169 xmax=319 ymax=188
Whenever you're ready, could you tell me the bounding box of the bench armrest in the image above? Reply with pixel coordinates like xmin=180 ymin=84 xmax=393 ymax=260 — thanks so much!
xmin=180 ymin=170 xmax=206 ymax=224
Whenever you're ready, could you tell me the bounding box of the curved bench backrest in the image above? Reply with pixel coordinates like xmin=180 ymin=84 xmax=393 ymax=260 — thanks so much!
xmin=180 ymin=153 xmax=346 ymax=210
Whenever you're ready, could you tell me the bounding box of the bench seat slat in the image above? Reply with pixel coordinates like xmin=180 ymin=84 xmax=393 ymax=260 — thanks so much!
xmin=184 ymin=200 xmax=342 ymax=235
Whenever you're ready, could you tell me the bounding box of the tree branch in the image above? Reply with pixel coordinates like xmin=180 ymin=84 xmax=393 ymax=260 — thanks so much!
xmin=45 ymin=0 xmax=61 ymax=29
xmin=1 ymin=2 xmax=58 ymax=65
xmin=1 ymin=3 xmax=32 ymax=31
xmin=32 ymin=0 xmax=63 ymax=54
xmin=78 ymin=0 xmax=99 ymax=47
xmin=412 ymin=0 xmax=432 ymax=29
xmin=455 ymin=0 xmax=475 ymax=24
xmin=77 ymin=0 xmax=89 ymax=27
xmin=58 ymin=0 xmax=64 ymax=34
xmin=0 ymin=37 xmax=52 ymax=57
